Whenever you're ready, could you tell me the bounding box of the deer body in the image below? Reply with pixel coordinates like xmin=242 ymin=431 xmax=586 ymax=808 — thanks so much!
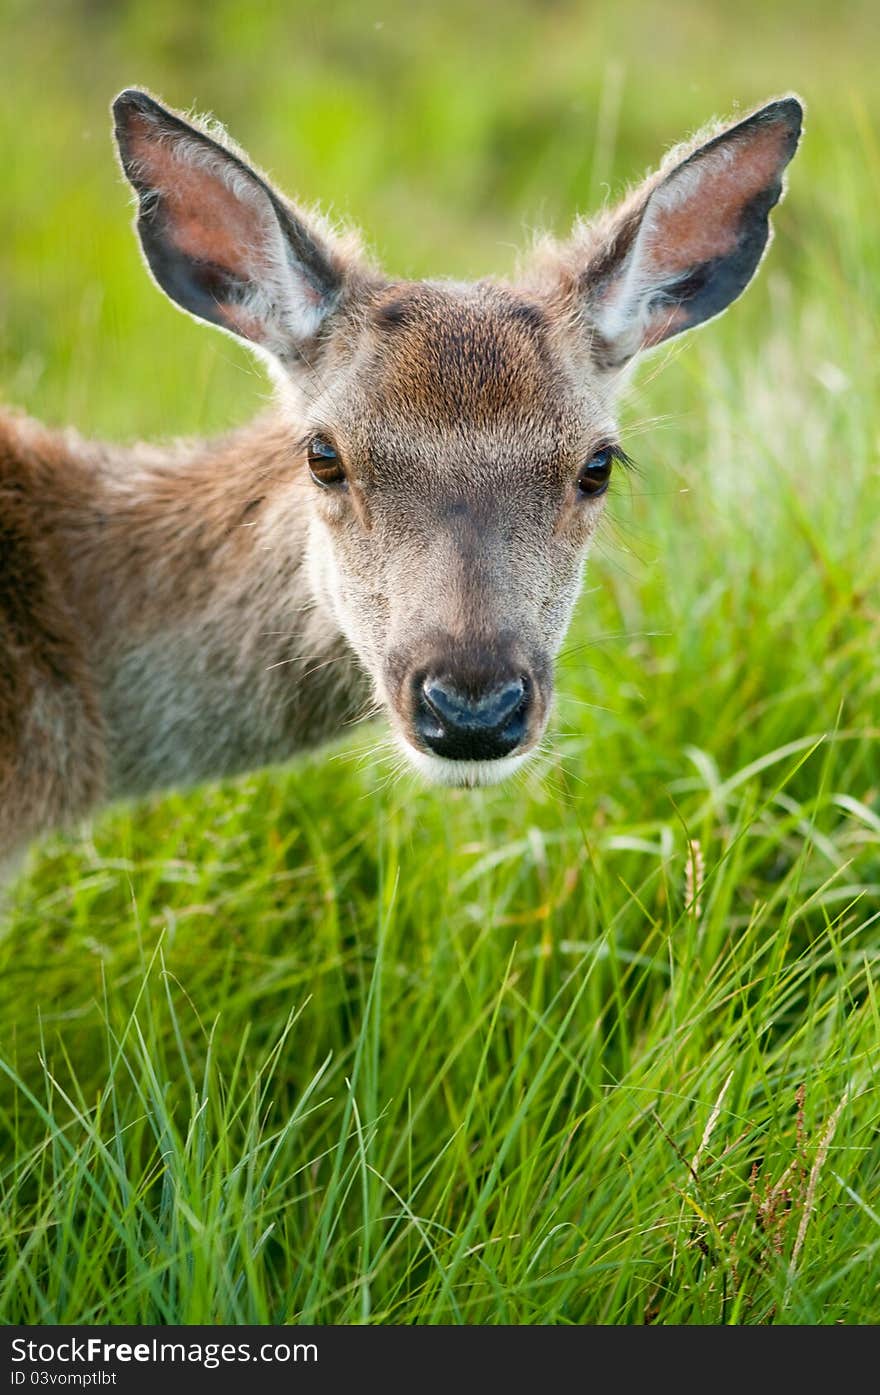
xmin=1 ymin=410 xmax=367 ymax=853
xmin=0 ymin=89 xmax=803 ymax=867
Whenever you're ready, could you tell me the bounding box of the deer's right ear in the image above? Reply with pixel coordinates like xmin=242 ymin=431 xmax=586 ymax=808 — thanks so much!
xmin=113 ymin=89 xmax=359 ymax=361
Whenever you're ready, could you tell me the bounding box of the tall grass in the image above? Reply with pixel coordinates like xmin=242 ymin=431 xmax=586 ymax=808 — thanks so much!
xmin=1 ymin=0 xmax=878 ymax=1324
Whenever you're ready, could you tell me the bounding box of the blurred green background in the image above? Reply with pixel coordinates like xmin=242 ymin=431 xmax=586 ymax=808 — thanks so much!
xmin=1 ymin=0 xmax=879 ymax=1326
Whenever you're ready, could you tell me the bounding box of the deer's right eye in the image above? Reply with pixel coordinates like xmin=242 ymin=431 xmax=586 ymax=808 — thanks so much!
xmin=307 ymin=436 xmax=347 ymax=488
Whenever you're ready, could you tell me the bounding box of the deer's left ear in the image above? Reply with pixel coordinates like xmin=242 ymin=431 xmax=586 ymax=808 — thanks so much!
xmin=574 ymin=97 xmax=803 ymax=368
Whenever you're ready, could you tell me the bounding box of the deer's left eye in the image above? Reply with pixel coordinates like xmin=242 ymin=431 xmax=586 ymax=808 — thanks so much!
xmin=308 ymin=435 xmax=347 ymax=488
xmin=577 ymin=447 xmax=614 ymax=498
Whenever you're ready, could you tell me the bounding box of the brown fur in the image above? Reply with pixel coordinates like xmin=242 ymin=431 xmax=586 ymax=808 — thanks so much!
xmin=0 ymin=418 xmax=106 ymax=851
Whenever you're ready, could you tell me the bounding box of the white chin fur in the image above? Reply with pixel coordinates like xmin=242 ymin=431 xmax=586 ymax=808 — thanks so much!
xmin=398 ymin=739 xmax=530 ymax=788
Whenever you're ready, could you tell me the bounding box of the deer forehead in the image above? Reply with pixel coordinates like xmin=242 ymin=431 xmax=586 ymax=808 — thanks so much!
xmin=313 ymin=282 xmax=613 ymax=488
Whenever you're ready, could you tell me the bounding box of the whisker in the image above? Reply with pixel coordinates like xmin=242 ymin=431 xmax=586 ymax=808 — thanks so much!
xmin=341 ymin=701 xmax=384 ymax=729
xmin=555 ymin=695 xmax=623 ymax=716
xmin=263 ymin=652 xmax=350 ymax=673
xmin=301 ymin=654 xmax=353 ymax=682
xmin=557 ymin=629 xmax=668 ymax=662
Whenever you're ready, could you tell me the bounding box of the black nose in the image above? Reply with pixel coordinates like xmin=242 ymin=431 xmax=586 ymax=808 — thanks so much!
xmin=415 ymin=674 xmax=531 ymax=760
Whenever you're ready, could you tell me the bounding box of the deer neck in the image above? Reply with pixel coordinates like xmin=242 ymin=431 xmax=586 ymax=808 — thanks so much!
xmin=40 ymin=412 xmax=367 ymax=799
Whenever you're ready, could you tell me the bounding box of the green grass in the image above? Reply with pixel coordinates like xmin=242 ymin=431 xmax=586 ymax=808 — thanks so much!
xmin=1 ymin=0 xmax=879 ymax=1324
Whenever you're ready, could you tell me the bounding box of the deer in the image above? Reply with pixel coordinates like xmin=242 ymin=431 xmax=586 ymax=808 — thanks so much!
xmin=0 ymin=89 xmax=803 ymax=874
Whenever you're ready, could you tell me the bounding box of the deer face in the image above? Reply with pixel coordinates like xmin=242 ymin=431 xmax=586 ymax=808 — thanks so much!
xmin=113 ymin=88 xmax=802 ymax=786
xmin=298 ymin=281 xmax=617 ymax=783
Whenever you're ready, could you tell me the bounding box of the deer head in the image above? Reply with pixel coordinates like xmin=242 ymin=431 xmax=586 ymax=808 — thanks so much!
xmin=113 ymin=90 xmax=802 ymax=787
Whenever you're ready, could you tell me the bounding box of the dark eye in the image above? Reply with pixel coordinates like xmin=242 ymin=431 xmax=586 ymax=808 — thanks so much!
xmin=577 ymin=446 xmax=614 ymax=498
xmin=307 ymin=435 xmax=346 ymax=488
